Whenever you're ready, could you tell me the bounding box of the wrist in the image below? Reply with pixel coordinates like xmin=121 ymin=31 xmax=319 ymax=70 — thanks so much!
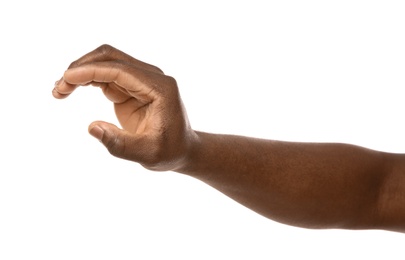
xmin=172 ymin=130 xmax=202 ymax=173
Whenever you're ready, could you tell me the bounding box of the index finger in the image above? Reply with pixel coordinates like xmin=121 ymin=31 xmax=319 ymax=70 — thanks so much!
xmin=60 ymin=61 xmax=163 ymax=101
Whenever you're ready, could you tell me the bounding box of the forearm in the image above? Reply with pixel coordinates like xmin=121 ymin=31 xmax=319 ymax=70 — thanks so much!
xmin=178 ymin=131 xmax=390 ymax=230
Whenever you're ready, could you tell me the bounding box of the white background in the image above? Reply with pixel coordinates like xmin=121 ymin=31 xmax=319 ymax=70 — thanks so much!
xmin=1 ymin=0 xmax=405 ymax=259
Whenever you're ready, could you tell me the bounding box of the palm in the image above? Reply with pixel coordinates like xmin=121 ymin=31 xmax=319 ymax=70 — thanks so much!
xmin=114 ymin=101 xmax=154 ymax=135
xmin=102 ymin=82 xmax=160 ymax=135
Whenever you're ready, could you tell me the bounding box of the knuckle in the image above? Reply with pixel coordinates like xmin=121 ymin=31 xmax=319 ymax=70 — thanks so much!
xmin=68 ymin=60 xmax=80 ymax=69
xmin=162 ymin=75 xmax=178 ymax=91
xmin=68 ymin=44 xmax=116 ymax=69
xmin=150 ymin=64 xmax=164 ymax=74
xmin=96 ymin=44 xmax=115 ymax=55
xmin=165 ymin=75 xmax=177 ymax=86
xmin=164 ymin=76 xmax=181 ymax=97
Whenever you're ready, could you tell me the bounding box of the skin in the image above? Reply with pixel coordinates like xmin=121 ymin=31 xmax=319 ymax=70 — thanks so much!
xmin=53 ymin=44 xmax=405 ymax=233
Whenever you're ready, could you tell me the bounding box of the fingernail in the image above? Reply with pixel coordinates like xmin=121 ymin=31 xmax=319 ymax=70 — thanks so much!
xmin=52 ymin=86 xmax=60 ymax=96
xmin=53 ymin=80 xmax=61 ymax=94
xmin=89 ymin=125 xmax=104 ymax=141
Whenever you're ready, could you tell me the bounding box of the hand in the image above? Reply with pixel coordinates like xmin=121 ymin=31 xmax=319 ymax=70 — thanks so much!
xmin=53 ymin=44 xmax=197 ymax=171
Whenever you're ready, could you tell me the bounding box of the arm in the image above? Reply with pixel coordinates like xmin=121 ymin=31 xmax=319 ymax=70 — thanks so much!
xmin=180 ymin=132 xmax=405 ymax=232
xmin=53 ymin=44 xmax=405 ymax=233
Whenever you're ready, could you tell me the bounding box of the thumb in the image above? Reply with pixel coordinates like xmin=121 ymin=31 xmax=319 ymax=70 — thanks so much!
xmin=88 ymin=121 xmax=136 ymax=160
